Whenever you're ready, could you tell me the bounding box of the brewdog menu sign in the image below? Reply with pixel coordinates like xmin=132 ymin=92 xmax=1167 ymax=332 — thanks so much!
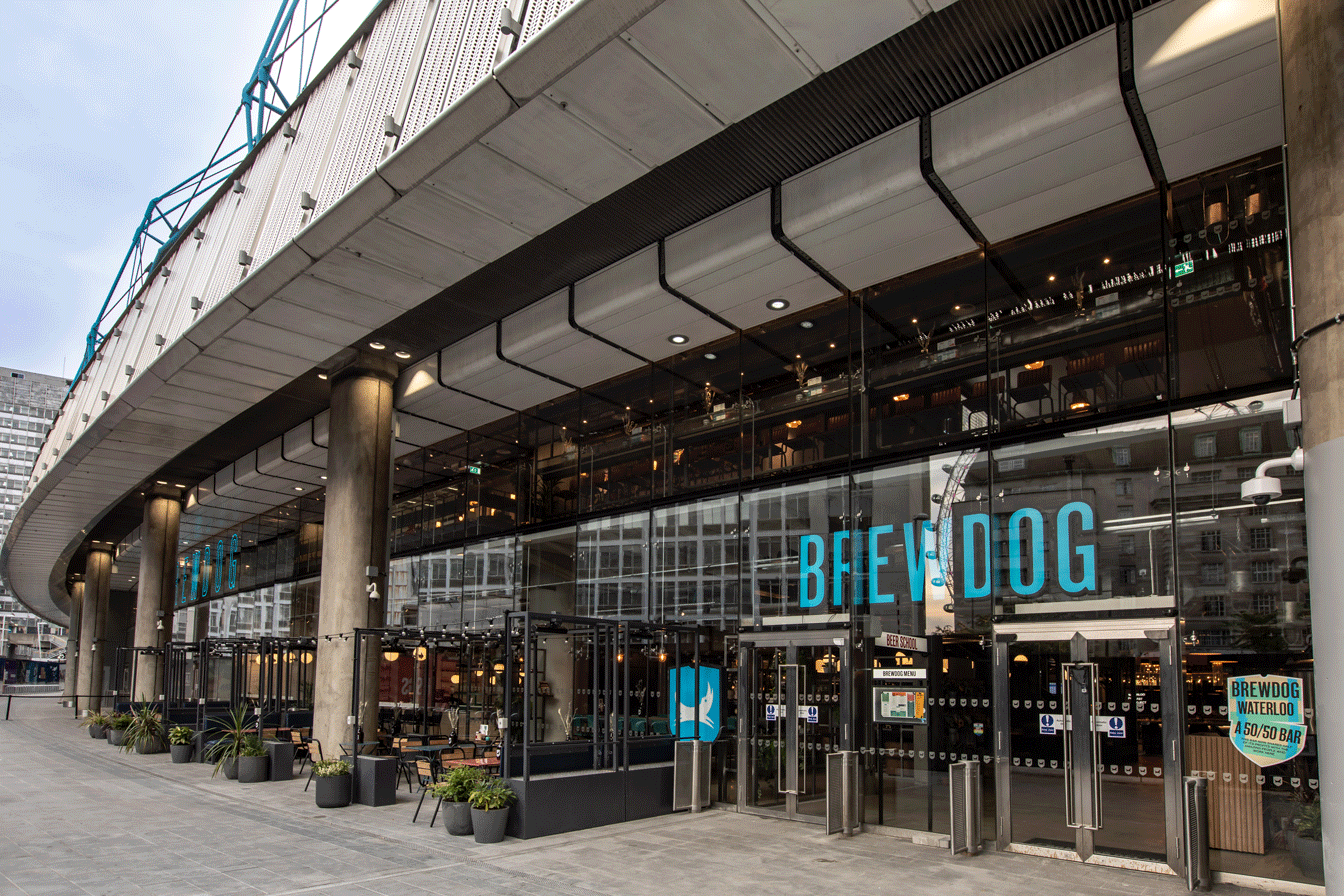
xmin=1227 ymin=674 xmax=1306 ymax=767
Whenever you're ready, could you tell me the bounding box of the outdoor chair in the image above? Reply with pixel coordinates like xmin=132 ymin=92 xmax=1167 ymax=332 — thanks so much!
xmin=411 ymin=759 xmax=443 ymax=826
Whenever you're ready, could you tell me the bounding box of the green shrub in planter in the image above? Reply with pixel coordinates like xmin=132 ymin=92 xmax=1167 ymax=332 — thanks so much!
xmin=106 ymin=712 xmax=130 ymax=746
xmin=434 ymin=766 xmax=487 ymax=835
xmin=80 ymin=711 xmax=110 ymax=739
xmin=168 ymin=726 xmax=194 ymax=763
xmin=122 ymin=702 xmax=166 ymax=754
xmin=313 ymin=759 xmax=352 ymax=808
xmin=204 ymin=704 xmax=254 ymax=778
xmin=468 ymin=777 xmax=516 ymax=843
xmin=237 ymin=735 xmax=270 ymax=783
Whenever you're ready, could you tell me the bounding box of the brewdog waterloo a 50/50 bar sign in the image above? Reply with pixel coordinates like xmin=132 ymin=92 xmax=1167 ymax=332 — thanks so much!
xmin=1227 ymin=674 xmax=1306 ymax=767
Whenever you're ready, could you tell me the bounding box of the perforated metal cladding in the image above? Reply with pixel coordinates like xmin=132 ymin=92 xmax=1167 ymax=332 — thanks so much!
xmin=175 ymin=201 xmax=230 ymax=332
xmin=520 ymin=0 xmax=575 ymax=43
xmin=200 ymin=136 xmax=288 ymax=309
xmin=445 ymin=0 xmax=502 ymax=107
xmin=254 ymin=75 xmax=349 ymax=261
xmin=186 ymin=185 xmax=245 ymax=317
xmin=403 ymin=0 xmax=475 ymax=139
xmin=346 ymin=0 xmax=435 ymax=190
xmin=316 ymin=23 xmax=394 ymax=209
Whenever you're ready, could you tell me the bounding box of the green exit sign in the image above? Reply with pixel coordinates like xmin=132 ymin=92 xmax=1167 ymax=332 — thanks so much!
xmin=1174 ymin=260 xmax=1195 ymax=278
xmin=467 ymin=465 xmax=481 ymax=475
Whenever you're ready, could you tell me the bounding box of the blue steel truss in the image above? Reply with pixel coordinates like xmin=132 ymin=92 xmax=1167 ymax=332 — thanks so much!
xmin=76 ymin=0 xmax=343 ymax=387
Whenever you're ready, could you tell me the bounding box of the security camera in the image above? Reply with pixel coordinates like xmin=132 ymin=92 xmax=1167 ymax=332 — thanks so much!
xmin=1241 ymin=476 xmax=1282 ymax=506
xmin=1240 ymin=447 xmax=1303 ymax=507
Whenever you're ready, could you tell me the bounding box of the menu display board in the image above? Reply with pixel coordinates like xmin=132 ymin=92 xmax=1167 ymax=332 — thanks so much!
xmin=875 ymin=687 xmax=927 ymax=724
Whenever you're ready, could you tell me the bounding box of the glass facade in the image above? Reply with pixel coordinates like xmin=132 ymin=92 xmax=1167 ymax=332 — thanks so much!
xmin=175 ymin=151 xmax=1319 ymax=886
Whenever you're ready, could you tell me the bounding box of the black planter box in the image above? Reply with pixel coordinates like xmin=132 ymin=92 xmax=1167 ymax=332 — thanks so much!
xmin=355 ymin=756 xmax=397 ymax=807
xmin=265 ymin=740 xmax=295 ymax=781
xmin=315 ymin=774 xmax=351 ymax=808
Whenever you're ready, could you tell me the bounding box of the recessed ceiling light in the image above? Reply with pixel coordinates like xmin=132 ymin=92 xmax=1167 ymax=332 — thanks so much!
xmin=369 ymin=341 xmax=386 ymax=350
xmin=317 ymin=373 xmax=328 ymax=380
xmin=668 ymin=334 xmax=688 ymax=344
xmin=320 ymin=475 xmax=327 ymax=480
xmin=1103 ymin=257 xmax=1111 ymax=264
xmin=767 ymin=298 xmax=789 ymax=310
xmin=395 ymin=351 xmax=411 ymax=360
xmin=293 ymin=486 xmax=304 ymax=491
xmin=1047 ymin=275 xmax=1056 ymax=283
xmin=704 ymin=352 xmax=716 ymax=360
xmin=893 ymin=393 xmax=910 ymax=402
xmin=799 ymin=320 xmax=814 ymax=329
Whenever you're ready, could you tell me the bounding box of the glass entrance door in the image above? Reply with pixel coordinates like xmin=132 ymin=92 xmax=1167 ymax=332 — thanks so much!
xmin=740 ymin=635 xmax=847 ymax=822
xmin=997 ymin=623 xmax=1179 ymax=870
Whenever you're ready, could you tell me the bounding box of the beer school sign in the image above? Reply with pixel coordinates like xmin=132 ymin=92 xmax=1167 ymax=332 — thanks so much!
xmin=797 ymin=501 xmax=1097 ymax=607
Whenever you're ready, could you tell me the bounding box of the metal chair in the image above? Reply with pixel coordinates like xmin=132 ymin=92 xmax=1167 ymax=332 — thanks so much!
xmin=411 ymin=759 xmax=444 ymax=826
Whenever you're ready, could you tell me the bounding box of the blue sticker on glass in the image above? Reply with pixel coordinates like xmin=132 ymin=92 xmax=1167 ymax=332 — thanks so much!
xmin=1227 ymin=674 xmax=1306 ymax=768
xmin=670 ymin=666 xmax=721 ymax=741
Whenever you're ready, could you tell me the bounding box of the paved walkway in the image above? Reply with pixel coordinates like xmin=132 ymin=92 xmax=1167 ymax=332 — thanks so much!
xmin=0 ymin=698 xmax=1283 ymax=896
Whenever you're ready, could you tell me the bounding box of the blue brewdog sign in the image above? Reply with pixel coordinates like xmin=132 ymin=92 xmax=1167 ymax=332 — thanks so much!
xmin=1227 ymin=674 xmax=1306 ymax=767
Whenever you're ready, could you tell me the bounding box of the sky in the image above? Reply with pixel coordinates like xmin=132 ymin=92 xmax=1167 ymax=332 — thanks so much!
xmin=0 ymin=0 xmax=374 ymax=380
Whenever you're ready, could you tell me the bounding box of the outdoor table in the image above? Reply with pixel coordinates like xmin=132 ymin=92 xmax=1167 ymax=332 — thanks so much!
xmin=414 ymin=743 xmax=467 ymax=775
xmin=442 ymin=756 xmax=501 ymax=775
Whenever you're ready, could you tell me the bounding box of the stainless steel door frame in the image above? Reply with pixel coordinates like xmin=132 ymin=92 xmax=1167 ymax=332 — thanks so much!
xmin=739 ymin=630 xmax=850 ymax=824
xmin=994 ymin=618 xmax=1181 ymax=873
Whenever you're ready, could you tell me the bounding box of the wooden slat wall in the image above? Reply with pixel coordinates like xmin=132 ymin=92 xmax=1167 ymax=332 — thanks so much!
xmin=1188 ymin=734 xmax=1264 ymax=854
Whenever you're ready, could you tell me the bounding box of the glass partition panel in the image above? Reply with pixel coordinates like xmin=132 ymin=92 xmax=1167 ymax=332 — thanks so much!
xmin=741 ymin=475 xmax=848 ymax=623
xmin=461 ymin=537 xmax=515 ymax=629
xmin=577 ymin=512 xmax=649 ymax=620
xmin=1172 ymin=392 xmax=1319 ymax=885
xmin=989 ymin=416 xmax=1173 ymax=618
xmin=1168 ymin=150 xmax=1293 ymax=401
xmin=519 ymin=526 xmax=576 ymax=616
xmin=854 ymin=449 xmax=991 ymax=637
xmin=863 ymin=253 xmax=987 ymax=456
xmin=653 ymin=494 xmax=740 ymax=624
xmin=988 ymin=193 xmax=1164 ymax=429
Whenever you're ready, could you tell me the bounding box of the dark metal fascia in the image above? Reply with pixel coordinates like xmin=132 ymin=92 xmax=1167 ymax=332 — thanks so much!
xmin=278 ymin=416 xmax=325 ymax=470
xmin=434 ymin=348 xmax=563 ymax=430
xmin=919 ymin=115 xmax=1029 ymax=302
xmin=565 ymin=285 xmax=702 ymax=394
xmin=495 ymin=321 xmax=625 ymax=413
xmin=769 ymin=183 xmax=849 ymax=294
xmin=919 ymin=114 xmax=988 ymax=246
xmin=657 ymin=239 xmax=793 ymax=366
xmin=1117 ymin=16 xmax=1167 ymax=190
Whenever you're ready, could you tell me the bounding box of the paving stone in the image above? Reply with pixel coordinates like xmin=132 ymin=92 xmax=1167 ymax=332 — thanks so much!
xmin=0 ymin=699 xmax=1297 ymax=896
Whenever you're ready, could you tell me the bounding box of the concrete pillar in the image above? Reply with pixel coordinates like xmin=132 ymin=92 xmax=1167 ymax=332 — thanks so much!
xmin=76 ymin=547 xmax=113 ymax=713
xmin=131 ymin=490 xmax=182 ymax=702
xmin=1280 ymin=3 xmax=1344 ymax=889
xmin=63 ymin=579 xmax=83 ymax=703
xmin=312 ymin=353 xmax=396 ymax=759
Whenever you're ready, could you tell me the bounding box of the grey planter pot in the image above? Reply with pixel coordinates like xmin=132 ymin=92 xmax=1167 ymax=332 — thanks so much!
xmin=170 ymin=744 xmax=193 ymax=763
xmin=443 ymin=800 xmax=472 ymax=836
xmin=237 ymin=755 xmax=270 ymax=783
xmin=134 ymin=737 xmax=166 ymax=755
xmin=1292 ymin=835 xmax=1324 ymax=879
xmin=470 ymin=806 xmax=510 ymax=843
xmin=88 ymin=724 xmax=106 ymax=739
xmin=107 ymin=729 xmax=126 ymax=747
xmin=221 ymin=757 xmax=238 ymax=779
xmin=315 ymin=774 xmax=352 ymax=808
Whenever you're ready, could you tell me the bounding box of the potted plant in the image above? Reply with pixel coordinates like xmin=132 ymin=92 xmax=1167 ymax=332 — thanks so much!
xmin=79 ymin=710 xmax=110 ymax=739
xmin=313 ymin=759 xmax=352 ymax=808
xmin=204 ymin=704 xmax=253 ymax=779
xmin=168 ymin=726 xmax=194 ymax=763
xmin=1291 ymin=800 xmax=1324 ymax=879
xmin=435 ymin=765 xmax=487 ymax=835
xmin=237 ymin=735 xmax=270 ymax=783
xmin=106 ymin=712 xmax=130 ymax=747
xmin=467 ymin=776 xmax=516 ymax=843
xmin=122 ymin=702 xmax=166 ymax=754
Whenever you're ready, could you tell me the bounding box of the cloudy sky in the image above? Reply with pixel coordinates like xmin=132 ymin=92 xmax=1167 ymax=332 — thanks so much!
xmin=0 ymin=0 xmax=373 ymax=380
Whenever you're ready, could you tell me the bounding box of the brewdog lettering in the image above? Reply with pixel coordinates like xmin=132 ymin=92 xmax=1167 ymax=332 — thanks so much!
xmin=1228 ymin=674 xmax=1306 ymax=767
xmin=797 ymin=501 xmax=1096 ymax=608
